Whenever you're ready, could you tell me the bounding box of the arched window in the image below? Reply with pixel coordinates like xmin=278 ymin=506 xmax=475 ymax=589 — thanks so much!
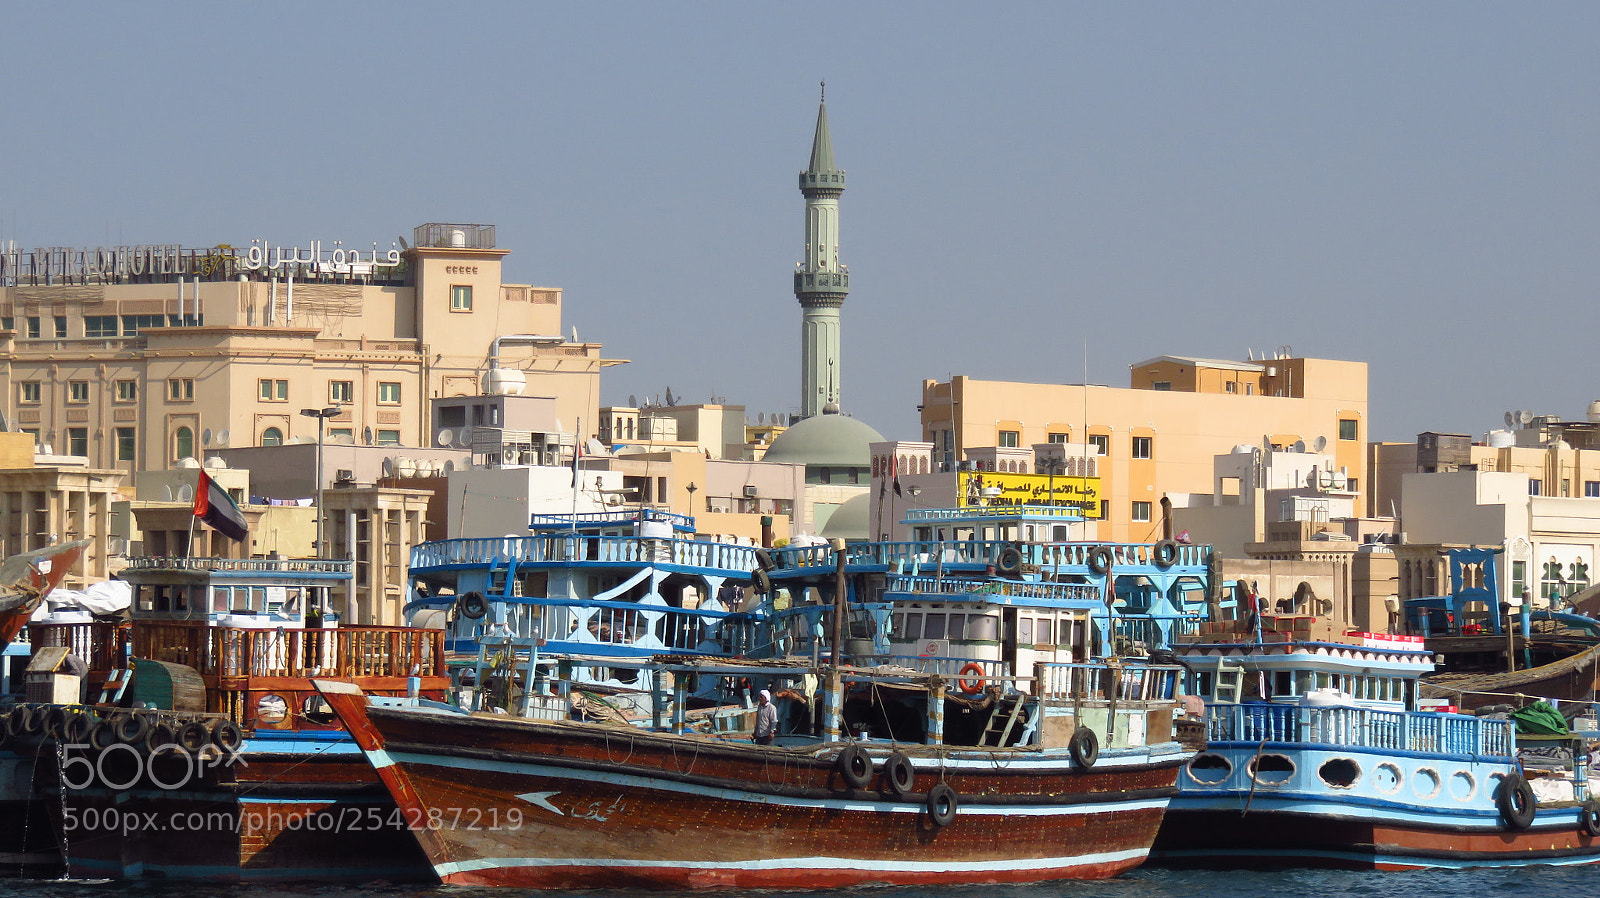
xmin=261 ymin=427 xmax=283 ymax=447
xmin=175 ymin=426 xmax=194 ymax=461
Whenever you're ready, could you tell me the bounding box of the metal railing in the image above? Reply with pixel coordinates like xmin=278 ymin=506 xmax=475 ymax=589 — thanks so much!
xmin=125 ymin=557 xmax=352 ymax=575
xmin=770 ymin=539 xmax=1211 ymax=573
xmin=1037 ymin=661 xmax=1180 ymax=702
xmin=1204 ymin=703 xmax=1514 ymax=758
xmin=885 ymin=574 xmax=1097 ymax=602
xmin=411 ymin=534 xmax=760 ymax=573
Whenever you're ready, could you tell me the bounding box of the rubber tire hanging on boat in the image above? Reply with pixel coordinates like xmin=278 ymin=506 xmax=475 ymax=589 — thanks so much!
xmin=210 ymin=719 xmax=244 ymax=753
xmin=456 ymin=591 xmax=489 ymax=620
xmin=1152 ymin=539 xmax=1179 ymax=569
xmin=1069 ymin=727 xmax=1099 ymax=769
xmin=754 ymin=548 xmax=776 ymax=572
xmin=926 ymin=782 xmax=959 ymax=826
xmin=5 ymin=705 xmax=29 ymax=740
xmin=1497 ymin=774 xmax=1536 ymax=831
xmin=994 ymin=544 xmax=1024 ymax=576
xmin=749 ymin=569 xmax=773 ymax=595
xmin=63 ymin=711 xmax=94 ymax=745
xmin=44 ymin=706 xmax=68 ymax=741
xmin=956 ymin=662 xmax=987 ymax=696
xmin=883 ymin=751 xmax=916 ymax=798
xmin=837 ymin=744 xmax=874 ymax=790
xmin=21 ymin=705 xmax=45 ymax=738
xmin=113 ymin=714 xmax=150 ymax=745
xmin=1087 ymin=546 xmax=1114 ymax=576
xmin=88 ymin=720 xmax=118 ymax=752
xmin=177 ymin=721 xmax=210 ymax=752
xmin=1582 ymin=801 xmax=1600 ymax=837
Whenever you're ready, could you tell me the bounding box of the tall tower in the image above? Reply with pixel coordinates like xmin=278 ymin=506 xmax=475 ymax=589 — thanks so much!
xmin=794 ymin=86 xmax=848 ymax=419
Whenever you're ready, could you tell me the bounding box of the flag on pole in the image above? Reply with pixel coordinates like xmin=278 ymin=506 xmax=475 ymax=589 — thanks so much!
xmin=193 ymin=469 xmax=248 ymax=542
xmin=891 ymin=454 xmax=903 ymax=498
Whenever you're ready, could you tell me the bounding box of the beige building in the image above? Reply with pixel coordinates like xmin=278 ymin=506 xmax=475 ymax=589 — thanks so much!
xmin=920 ymin=353 xmax=1368 ymax=543
xmin=0 ymin=224 xmax=618 ymax=475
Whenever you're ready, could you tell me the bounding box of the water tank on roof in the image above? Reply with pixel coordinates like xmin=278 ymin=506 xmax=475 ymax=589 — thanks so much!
xmin=1588 ymin=400 xmax=1600 ymax=423
xmin=1233 ymin=444 xmax=1255 ymax=454
xmin=450 ymin=229 xmax=466 ymax=247
xmin=1486 ymin=430 xmax=1514 ymax=448
xmin=483 ymin=367 xmax=526 ymax=396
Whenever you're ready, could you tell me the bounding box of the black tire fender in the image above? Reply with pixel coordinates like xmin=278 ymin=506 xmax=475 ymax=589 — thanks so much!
xmin=837 ymin=744 xmax=873 ymax=790
xmin=210 ymin=719 xmax=244 ymax=753
xmin=1497 ymin=773 xmax=1536 ymax=831
xmin=926 ymin=782 xmax=958 ymax=826
xmin=1152 ymin=539 xmax=1179 ymax=569
xmin=1087 ymin=546 xmax=1114 ymax=576
xmin=1069 ymin=727 xmax=1099 ymax=769
xmin=995 ymin=544 xmax=1024 ymax=576
xmin=456 ymin=591 xmax=489 ymax=620
xmin=1582 ymin=800 xmax=1600 ymax=837
xmin=883 ymin=751 xmax=916 ymax=798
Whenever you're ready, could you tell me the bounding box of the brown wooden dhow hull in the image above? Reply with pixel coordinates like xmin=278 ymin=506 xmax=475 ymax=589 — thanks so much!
xmin=317 ymin=682 xmax=1184 ymax=888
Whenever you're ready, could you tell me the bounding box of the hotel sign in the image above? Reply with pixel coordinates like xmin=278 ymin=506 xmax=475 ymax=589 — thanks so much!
xmin=2 ymin=238 xmax=405 ymax=285
xmin=958 ymin=470 xmax=1102 ymax=519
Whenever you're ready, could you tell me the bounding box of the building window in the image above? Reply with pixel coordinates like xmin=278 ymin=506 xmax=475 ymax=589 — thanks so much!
xmin=329 ymin=428 xmax=353 ymax=442
xmin=116 ymin=380 xmax=137 ymax=402
xmin=1346 ymin=478 xmax=1359 ymax=494
xmin=1047 ymin=432 xmax=1068 ymax=443
xmin=258 ymin=379 xmax=288 ymax=401
xmin=1562 ymin=479 xmax=1572 ymax=497
xmin=1088 ymin=434 xmax=1109 ymax=456
xmin=998 ymin=430 xmax=1019 ymax=448
xmin=1099 ymin=499 xmax=1110 ymax=520
xmin=1339 ymin=419 xmax=1359 ymax=441
xmin=174 ymin=426 xmax=194 ymax=460
xmin=376 ymin=429 xmax=401 ymax=446
xmin=54 ymin=316 xmax=67 ymax=338
xmin=168 ymin=378 xmax=194 ymax=401
xmin=67 ymin=427 xmax=88 ymax=457
xmin=123 ymin=314 xmax=170 ymax=334
xmin=18 ymin=382 xmax=40 ymax=404
xmin=1225 ymin=382 xmax=1238 ymax=393
xmin=86 ymin=316 xmax=119 ymax=338
xmin=67 ymin=381 xmax=89 ymax=404
xmin=1530 ymin=480 xmax=1542 ymax=496
xmin=21 ymin=429 xmax=38 ymax=445
xmin=377 ymin=382 xmax=401 ymax=405
xmin=329 ymin=380 xmax=353 ymax=404
xmin=1586 ymin=481 xmax=1600 ymax=498
xmin=1152 ymin=381 xmax=1172 ymax=391
xmin=261 ymin=427 xmax=284 ymax=447
xmin=1511 ymin=560 xmax=1527 ymax=603
xmin=116 ymin=427 xmax=136 ymax=462
xmin=25 ymin=317 xmax=39 ymax=339
xmin=1132 ymin=436 xmax=1153 ymax=459
xmin=1132 ymin=501 xmax=1152 ymax=522
xmin=450 ymin=285 xmax=473 ymax=311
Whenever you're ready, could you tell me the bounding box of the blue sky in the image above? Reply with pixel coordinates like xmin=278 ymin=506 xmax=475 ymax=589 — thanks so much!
xmin=5 ymin=3 xmax=1598 ymax=443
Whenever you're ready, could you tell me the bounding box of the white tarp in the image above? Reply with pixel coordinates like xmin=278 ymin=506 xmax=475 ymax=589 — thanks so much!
xmin=37 ymin=579 xmax=132 ymax=617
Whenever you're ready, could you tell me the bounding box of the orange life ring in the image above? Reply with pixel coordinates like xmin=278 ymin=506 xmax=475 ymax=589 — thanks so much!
xmin=956 ymin=662 xmax=986 ymax=695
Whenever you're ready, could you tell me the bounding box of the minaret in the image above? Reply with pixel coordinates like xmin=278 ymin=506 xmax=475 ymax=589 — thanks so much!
xmin=794 ymin=84 xmax=848 ymax=419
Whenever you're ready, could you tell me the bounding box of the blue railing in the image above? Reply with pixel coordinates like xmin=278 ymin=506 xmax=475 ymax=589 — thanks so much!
xmin=527 ymin=511 xmax=694 ymax=531
xmin=884 ymin=574 xmax=1098 ymax=603
xmin=771 ymin=540 xmax=1211 ymax=573
xmin=1205 ymin=703 xmax=1514 ymax=758
xmin=411 ymin=534 xmax=760 ymax=573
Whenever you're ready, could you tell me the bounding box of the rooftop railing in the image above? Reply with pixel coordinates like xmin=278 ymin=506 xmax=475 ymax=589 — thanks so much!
xmin=1204 ymin=702 xmax=1513 ymax=759
xmin=411 ymin=533 xmax=760 ymax=574
xmin=124 ymin=557 xmax=353 ymax=575
xmin=884 ymin=573 xmax=1098 ymax=603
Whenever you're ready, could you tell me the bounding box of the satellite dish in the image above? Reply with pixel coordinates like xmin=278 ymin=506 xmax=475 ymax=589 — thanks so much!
xmin=382 ymin=457 xmax=394 ymax=477
xmin=435 ymin=429 xmax=454 ymax=448
xmin=1505 ymin=411 xmax=1517 ymax=428
xmin=1520 ymin=410 xmax=1534 ymax=425
xmin=162 ymin=485 xmax=173 ymax=501
xmin=108 ymin=536 xmax=127 ymax=555
xmin=442 ymin=460 xmax=455 ymax=475
xmin=1292 ymin=440 xmax=1306 ymax=453
xmin=1312 ymin=435 xmax=1327 ymax=453
xmin=397 ymin=235 xmax=409 ymax=250
xmin=458 ymin=426 xmax=474 ymax=447
xmin=202 ymin=428 xmax=214 ymax=447
xmin=216 ymin=429 xmax=230 ymax=447
xmin=177 ymin=484 xmax=193 ymax=502
xmin=628 ymin=394 xmax=638 ymax=407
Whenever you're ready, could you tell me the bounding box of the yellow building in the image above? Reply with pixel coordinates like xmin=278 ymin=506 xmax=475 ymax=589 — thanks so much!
xmin=0 ymin=224 xmax=620 ymax=474
xmin=919 ymin=353 xmax=1368 ymax=543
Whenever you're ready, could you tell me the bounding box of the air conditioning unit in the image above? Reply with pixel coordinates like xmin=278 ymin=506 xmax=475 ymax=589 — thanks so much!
xmin=742 ymin=485 xmax=759 ymax=498
xmin=334 ymin=469 xmax=356 ymax=484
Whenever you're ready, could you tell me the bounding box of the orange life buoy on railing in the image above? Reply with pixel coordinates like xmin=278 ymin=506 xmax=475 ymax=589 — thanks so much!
xmin=956 ymin=662 xmax=987 ymax=695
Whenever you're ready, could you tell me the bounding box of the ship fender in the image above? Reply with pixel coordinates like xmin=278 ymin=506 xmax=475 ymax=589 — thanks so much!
xmin=1581 ymin=800 xmax=1600 ymax=837
xmin=1497 ymin=774 xmax=1536 ymax=831
xmin=4 ymin=705 xmax=30 ymax=741
xmin=754 ymin=548 xmax=776 ymax=572
xmin=456 ymin=591 xmax=489 ymax=620
xmin=176 ymin=720 xmax=210 ymax=752
xmin=112 ymin=713 xmax=150 ymax=746
xmin=87 ymin=719 xmax=118 ymax=752
xmin=836 ymin=744 xmax=873 ymax=790
xmin=1152 ymin=539 xmax=1179 ymax=569
xmin=883 ymin=751 xmax=916 ymax=798
xmin=210 ymin=719 xmax=244 ymax=753
xmin=994 ymin=544 xmax=1024 ymax=576
xmin=62 ymin=710 xmax=95 ymax=746
xmin=1087 ymin=546 xmax=1114 ymax=576
xmin=926 ymin=782 xmax=959 ymax=826
xmin=1069 ymin=727 xmax=1099 ymax=769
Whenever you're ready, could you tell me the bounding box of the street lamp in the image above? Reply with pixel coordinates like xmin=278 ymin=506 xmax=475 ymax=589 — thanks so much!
xmin=299 ymin=406 xmax=340 ymax=558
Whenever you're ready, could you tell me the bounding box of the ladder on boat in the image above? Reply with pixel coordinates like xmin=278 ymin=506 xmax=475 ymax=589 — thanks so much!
xmin=981 ymin=693 xmax=1027 ymax=746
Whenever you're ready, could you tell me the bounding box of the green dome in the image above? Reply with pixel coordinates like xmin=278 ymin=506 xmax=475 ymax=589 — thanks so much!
xmin=819 ymin=492 xmax=871 ymax=541
xmin=763 ymin=412 xmax=885 ymax=468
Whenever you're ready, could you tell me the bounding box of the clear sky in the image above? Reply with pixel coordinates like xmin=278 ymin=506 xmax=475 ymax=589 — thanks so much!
xmin=5 ymin=3 xmax=1597 ymax=444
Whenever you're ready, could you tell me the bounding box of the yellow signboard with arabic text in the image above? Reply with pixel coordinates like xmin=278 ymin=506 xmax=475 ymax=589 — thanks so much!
xmin=957 ymin=471 xmax=1102 ymax=518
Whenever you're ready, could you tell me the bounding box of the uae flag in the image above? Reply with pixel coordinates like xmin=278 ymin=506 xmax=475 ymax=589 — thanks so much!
xmin=193 ymin=469 xmax=248 ymax=542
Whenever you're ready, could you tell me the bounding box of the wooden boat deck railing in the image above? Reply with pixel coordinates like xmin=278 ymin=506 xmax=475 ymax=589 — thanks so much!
xmin=30 ymin=621 xmax=445 ymax=680
xmin=1204 ymin=702 xmax=1514 ymax=758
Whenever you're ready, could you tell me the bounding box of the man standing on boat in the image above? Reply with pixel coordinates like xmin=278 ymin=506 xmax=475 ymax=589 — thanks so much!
xmin=754 ymin=689 xmax=778 ymax=745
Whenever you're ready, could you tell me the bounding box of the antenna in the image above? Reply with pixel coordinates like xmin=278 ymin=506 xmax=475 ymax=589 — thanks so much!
xmin=202 ymin=428 xmax=214 ymax=448
xmin=1519 ymin=409 xmax=1534 ymax=425
xmin=216 ymin=429 xmax=229 ymax=447
xmin=382 ymin=457 xmax=395 ymax=477
xmin=435 ymin=428 xmax=454 ymax=448
xmin=177 ymin=484 xmax=193 ymax=502
xmin=1312 ymin=435 xmax=1327 ymax=453
xmin=1504 ymin=411 xmax=1517 ymax=428
xmin=1292 ymin=440 xmax=1306 ymax=453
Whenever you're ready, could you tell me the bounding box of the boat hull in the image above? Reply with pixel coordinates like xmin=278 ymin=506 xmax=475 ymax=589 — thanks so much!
xmin=358 ymin=707 xmax=1184 ymax=888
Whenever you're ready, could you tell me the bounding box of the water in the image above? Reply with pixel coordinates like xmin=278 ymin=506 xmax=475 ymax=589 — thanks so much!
xmin=0 ymin=868 xmax=1590 ymax=898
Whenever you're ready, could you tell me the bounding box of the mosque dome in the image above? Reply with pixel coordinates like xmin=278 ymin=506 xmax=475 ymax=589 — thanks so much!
xmin=762 ymin=410 xmax=885 ymax=468
xmin=819 ymin=493 xmax=871 ymax=542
